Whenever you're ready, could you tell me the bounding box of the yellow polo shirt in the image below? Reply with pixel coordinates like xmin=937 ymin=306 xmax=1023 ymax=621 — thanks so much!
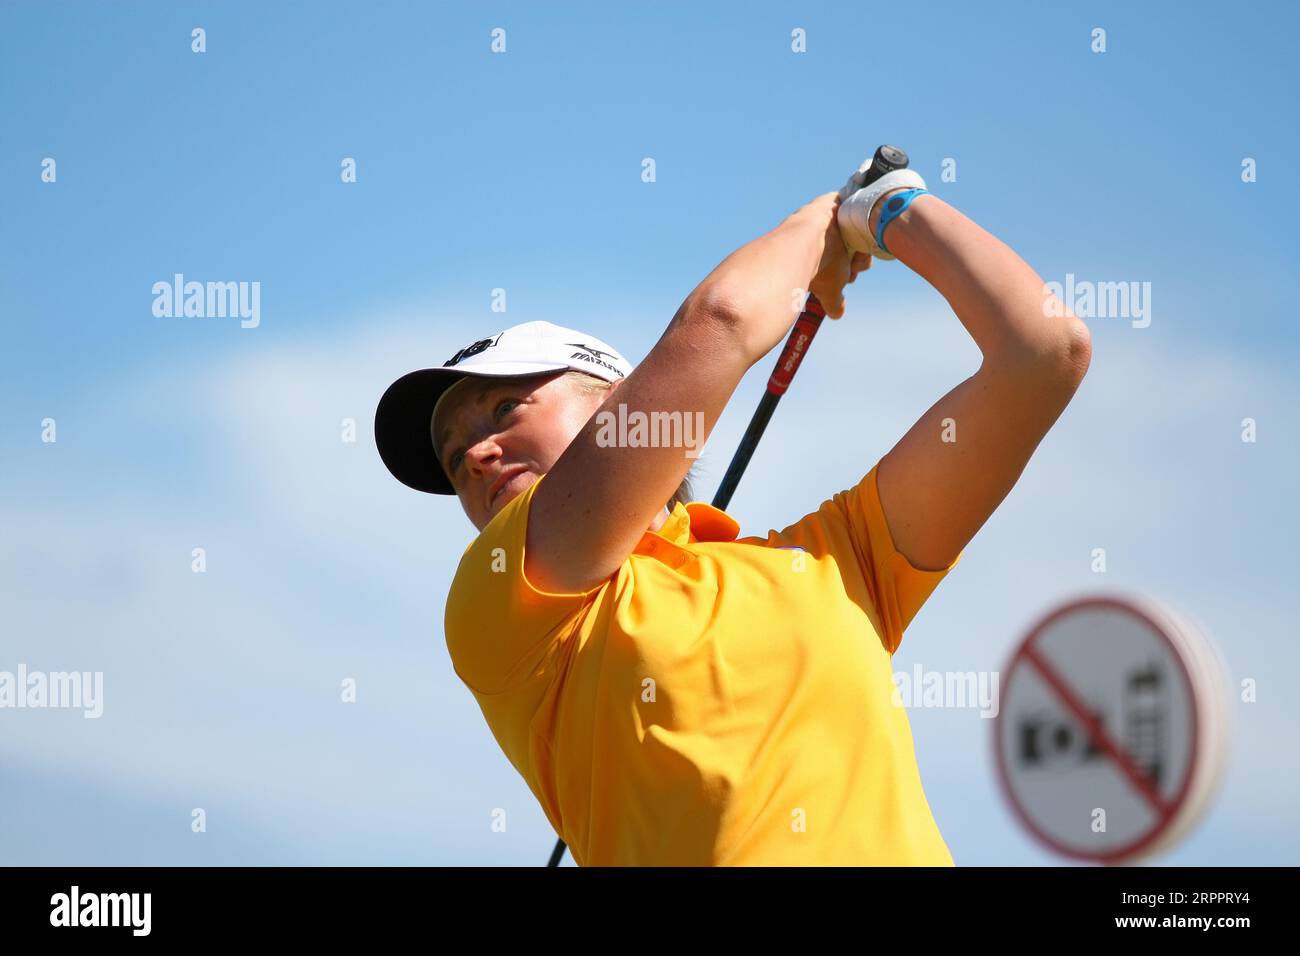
xmin=443 ymin=462 xmax=960 ymax=866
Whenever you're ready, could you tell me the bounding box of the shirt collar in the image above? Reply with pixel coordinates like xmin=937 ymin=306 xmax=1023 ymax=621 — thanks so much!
xmin=651 ymin=500 xmax=740 ymax=546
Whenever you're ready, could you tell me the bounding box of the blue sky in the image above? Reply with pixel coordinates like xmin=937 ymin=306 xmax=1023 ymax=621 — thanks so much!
xmin=1 ymin=0 xmax=1296 ymax=865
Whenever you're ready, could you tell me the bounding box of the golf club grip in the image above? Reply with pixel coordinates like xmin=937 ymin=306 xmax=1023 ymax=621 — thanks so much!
xmin=766 ymin=294 xmax=827 ymax=396
xmin=765 ymin=146 xmax=909 ymax=396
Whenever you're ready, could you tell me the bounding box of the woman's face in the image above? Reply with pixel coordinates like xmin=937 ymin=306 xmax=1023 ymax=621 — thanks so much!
xmin=433 ymin=371 xmax=614 ymax=531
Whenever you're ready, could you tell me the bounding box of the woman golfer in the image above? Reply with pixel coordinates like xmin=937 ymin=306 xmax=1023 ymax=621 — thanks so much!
xmin=375 ymin=166 xmax=1091 ymax=865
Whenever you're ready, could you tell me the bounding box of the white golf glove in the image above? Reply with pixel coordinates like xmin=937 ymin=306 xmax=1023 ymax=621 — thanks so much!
xmin=837 ymin=168 xmax=929 ymax=259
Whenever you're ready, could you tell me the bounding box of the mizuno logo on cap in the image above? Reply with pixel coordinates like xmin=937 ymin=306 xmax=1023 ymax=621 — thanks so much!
xmin=567 ymin=343 xmax=624 ymax=377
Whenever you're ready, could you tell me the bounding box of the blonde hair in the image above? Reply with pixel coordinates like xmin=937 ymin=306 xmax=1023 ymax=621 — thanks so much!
xmin=563 ymin=369 xmax=699 ymax=513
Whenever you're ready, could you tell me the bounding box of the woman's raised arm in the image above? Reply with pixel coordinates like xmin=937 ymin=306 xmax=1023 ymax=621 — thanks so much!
xmin=869 ymin=193 xmax=1092 ymax=571
xmin=525 ymin=195 xmax=859 ymax=595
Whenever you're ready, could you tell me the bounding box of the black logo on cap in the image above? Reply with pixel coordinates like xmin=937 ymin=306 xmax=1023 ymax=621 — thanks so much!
xmin=443 ymin=332 xmax=504 ymax=368
xmin=567 ymin=343 xmax=624 ymax=377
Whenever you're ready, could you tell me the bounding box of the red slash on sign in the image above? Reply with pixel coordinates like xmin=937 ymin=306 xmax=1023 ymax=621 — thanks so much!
xmin=1021 ymin=644 xmax=1173 ymax=819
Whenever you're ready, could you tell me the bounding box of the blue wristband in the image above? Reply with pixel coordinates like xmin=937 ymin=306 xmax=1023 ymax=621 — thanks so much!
xmin=874 ymin=187 xmax=930 ymax=256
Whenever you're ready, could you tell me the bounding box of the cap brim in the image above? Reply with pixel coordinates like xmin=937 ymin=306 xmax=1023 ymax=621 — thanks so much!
xmin=374 ymin=364 xmax=569 ymax=495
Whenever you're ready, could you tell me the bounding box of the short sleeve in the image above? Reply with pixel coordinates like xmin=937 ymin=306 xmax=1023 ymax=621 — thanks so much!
xmin=443 ymin=473 xmax=605 ymax=694
xmin=759 ymin=463 xmax=960 ymax=655
xmin=835 ymin=463 xmax=960 ymax=653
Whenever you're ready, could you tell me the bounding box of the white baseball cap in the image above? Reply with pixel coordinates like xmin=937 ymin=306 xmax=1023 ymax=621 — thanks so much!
xmin=375 ymin=320 xmax=633 ymax=495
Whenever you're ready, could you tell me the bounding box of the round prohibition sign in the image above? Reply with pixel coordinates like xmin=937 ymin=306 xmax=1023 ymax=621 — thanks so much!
xmin=993 ymin=594 xmax=1229 ymax=863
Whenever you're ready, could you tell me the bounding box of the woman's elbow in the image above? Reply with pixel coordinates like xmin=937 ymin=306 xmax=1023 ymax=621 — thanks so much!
xmin=1060 ymin=318 xmax=1093 ymax=386
xmin=989 ymin=317 xmax=1092 ymax=390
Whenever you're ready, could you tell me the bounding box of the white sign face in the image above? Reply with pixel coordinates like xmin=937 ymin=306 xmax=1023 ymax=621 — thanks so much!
xmin=995 ymin=595 xmax=1228 ymax=863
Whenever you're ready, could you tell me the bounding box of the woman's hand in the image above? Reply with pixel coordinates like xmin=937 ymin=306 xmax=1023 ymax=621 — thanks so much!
xmin=795 ymin=192 xmax=873 ymax=319
xmin=686 ymin=190 xmax=876 ymax=366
